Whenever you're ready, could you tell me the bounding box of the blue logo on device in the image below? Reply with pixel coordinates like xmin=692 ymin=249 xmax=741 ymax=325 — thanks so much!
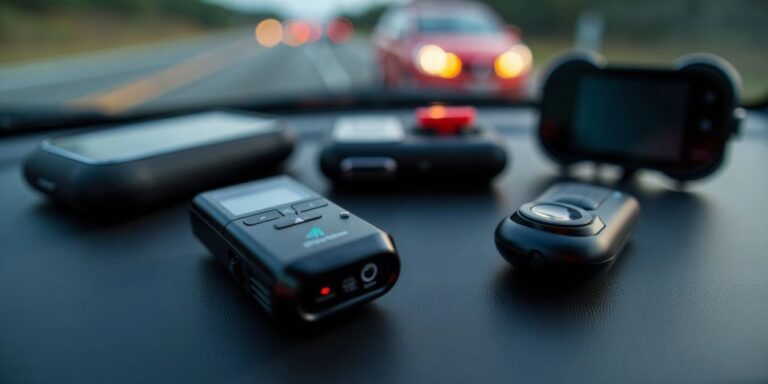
xmin=306 ymin=226 xmax=325 ymax=239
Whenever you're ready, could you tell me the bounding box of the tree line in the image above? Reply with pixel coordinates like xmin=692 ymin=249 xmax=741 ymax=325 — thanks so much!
xmin=346 ymin=0 xmax=767 ymax=43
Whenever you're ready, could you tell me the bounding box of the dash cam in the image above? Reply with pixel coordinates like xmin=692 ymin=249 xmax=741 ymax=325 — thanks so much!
xmin=190 ymin=176 xmax=400 ymax=322
xmin=495 ymin=182 xmax=640 ymax=270
xmin=538 ymin=51 xmax=742 ymax=181
xmin=319 ymin=106 xmax=508 ymax=185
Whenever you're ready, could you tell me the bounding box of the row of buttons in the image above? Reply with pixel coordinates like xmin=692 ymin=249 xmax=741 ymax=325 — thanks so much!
xmin=243 ymin=198 xmax=328 ymax=227
xmin=273 ymin=212 xmax=321 ymax=229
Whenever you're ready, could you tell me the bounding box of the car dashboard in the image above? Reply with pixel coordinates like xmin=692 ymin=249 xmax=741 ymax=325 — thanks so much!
xmin=1 ymin=106 xmax=768 ymax=383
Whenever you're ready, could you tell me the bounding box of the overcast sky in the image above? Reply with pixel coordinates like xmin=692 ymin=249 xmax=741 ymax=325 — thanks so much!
xmin=209 ymin=0 xmax=406 ymax=20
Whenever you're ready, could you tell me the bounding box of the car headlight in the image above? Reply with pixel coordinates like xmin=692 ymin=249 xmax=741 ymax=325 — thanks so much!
xmin=494 ymin=44 xmax=532 ymax=79
xmin=416 ymin=44 xmax=462 ymax=79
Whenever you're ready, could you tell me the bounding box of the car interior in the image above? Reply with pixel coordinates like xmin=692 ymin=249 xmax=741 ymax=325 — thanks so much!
xmin=1 ymin=1 xmax=767 ymax=383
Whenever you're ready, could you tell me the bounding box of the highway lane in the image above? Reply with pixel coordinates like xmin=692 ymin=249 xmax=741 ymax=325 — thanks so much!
xmin=0 ymin=28 xmax=378 ymax=114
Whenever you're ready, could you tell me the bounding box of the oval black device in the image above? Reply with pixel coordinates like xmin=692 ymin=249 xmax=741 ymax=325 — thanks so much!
xmin=538 ymin=51 xmax=742 ymax=181
xmin=190 ymin=176 xmax=400 ymax=322
xmin=319 ymin=113 xmax=508 ymax=186
xmin=23 ymin=110 xmax=295 ymax=212
xmin=495 ymin=182 xmax=640 ymax=270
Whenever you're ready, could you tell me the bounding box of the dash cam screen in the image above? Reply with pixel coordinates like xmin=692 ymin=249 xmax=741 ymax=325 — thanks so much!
xmin=572 ymin=75 xmax=690 ymax=162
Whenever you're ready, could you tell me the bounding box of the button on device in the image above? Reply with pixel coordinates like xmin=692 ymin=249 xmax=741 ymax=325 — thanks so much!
xmin=554 ymin=195 xmax=584 ymax=209
xmin=279 ymin=207 xmax=296 ymax=216
xmin=530 ymin=204 xmax=583 ymax=221
xmin=273 ymin=212 xmax=322 ymax=229
xmin=555 ymin=187 xmax=609 ymax=210
xmin=518 ymin=202 xmax=594 ymax=227
xmin=293 ymin=199 xmax=328 ymax=213
xmin=243 ymin=210 xmax=281 ymax=226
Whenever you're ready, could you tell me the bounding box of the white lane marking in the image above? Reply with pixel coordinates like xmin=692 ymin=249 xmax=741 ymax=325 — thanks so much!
xmin=66 ymin=37 xmax=264 ymax=114
xmin=302 ymin=42 xmax=353 ymax=92
xmin=0 ymin=29 xmax=248 ymax=93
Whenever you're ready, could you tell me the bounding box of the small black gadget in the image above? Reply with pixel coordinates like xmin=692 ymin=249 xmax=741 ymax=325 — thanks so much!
xmin=23 ymin=110 xmax=294 ymax=211
xmin=319 ymin=106 xmax=507 ymax=185
xmin=190 ymin=176 xmax=400 ymax=322
xmin=495 ymin=182 xmax=639 ymax=270
xmin=538 ymin=51 xmax=742 ymax=181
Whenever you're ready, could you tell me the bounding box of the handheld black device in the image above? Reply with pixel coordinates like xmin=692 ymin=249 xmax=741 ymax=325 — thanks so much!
xmin=495 ymin=182 xmax=639 ymax=270
xmin=23 ymin=110 xmax=295 ymax=212
xmin=319 ymin=107 xmax=507 ymax=185
xmin=190 ymin=176 xmax=400 ymax=322
xmin=538 ymin=51 xmax=742 ymax=181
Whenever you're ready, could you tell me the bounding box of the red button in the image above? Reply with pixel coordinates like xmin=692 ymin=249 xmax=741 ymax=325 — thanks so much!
xmin=416 ymin=105 xmax=477 ymax=135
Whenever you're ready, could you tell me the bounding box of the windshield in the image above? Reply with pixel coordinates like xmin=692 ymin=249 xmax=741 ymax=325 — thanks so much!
xmin=0 ymin=0 xmax=765 ymax=122
xmin=418 ymin=14 xmax=501 ymax=34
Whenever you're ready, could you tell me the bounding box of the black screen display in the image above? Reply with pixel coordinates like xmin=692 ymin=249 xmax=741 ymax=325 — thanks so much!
xmin=572 ymin=74 xmax=690 ymax=162
xmin=46 ymin=111 xmax=277 ymax=163
xmin=219 ymin=186 xmax=307 ymax=216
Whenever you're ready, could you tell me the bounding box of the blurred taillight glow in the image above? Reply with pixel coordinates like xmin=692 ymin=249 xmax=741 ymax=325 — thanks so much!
xmin=307 ymin=21 xmax=323 ymax=42
xmin=283 ymin=20 xmax=312 ymax=47
xmin=494 ymin=45 xmax=532 ymax=79
xmin=327 ymin=17 xmax=354 ymax=44
xmin=416 ymin=44 xmax=462 ymax=79
xmin=255 ymin=19 xmax=283 ymax=47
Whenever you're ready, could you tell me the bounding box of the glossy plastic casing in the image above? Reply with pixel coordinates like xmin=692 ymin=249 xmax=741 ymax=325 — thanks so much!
xmin=23 ymin=110 xmax=295 ymax=212
xmin=495 ymin=182 xmax=640 ymax=269
xmin=538 ymin=51 xmax=742 ymax=181
xmin=319 ymin=117 xmax=507 ymax=185
xmin=190 ymin=176 xmax=400 ymax=322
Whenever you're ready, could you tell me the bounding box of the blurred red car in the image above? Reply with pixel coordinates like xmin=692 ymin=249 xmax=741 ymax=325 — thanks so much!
xmin=373 ymin=1 xmax=532 ymax=97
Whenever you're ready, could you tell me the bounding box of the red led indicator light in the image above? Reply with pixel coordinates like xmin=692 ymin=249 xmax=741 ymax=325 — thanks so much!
xmin=416 ymin=105 xmax=477 ymax=135
xmin=320 ymin=286 xmax=332 ymax=296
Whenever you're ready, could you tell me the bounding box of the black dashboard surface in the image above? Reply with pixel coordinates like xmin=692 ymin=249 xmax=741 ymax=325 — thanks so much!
xmin=2 ymin=108 xmax=768 ymax=383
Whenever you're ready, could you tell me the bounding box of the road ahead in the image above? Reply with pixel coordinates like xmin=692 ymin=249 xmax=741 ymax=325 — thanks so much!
xmin=0 ymin=28 xmax=379 ymax=114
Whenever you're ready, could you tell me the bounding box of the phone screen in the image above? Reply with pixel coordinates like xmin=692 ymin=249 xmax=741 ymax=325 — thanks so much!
xmin=45 ymin=111 xmax=278 ymax=163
